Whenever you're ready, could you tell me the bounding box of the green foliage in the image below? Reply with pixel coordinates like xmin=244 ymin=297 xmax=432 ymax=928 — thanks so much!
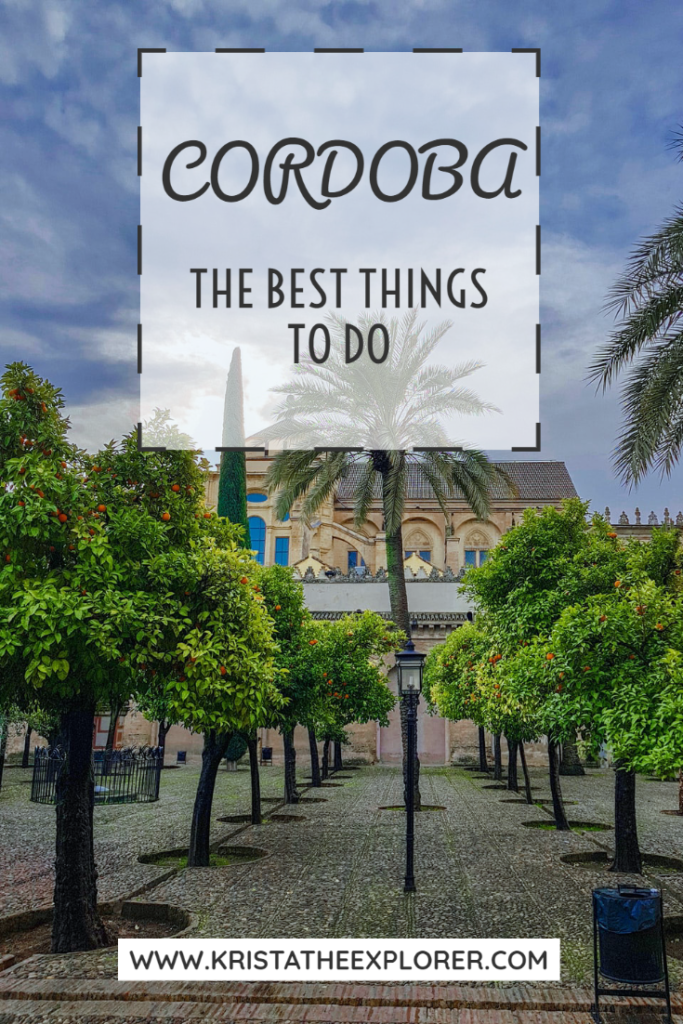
xmin=588 ymin=136 xmax=683 ymax=485
xmin=217 ymin=450 xmax=249 ymax=544
xmin=542 ymin=577 xmax=683 ymax=773
xmin=424 ymin=622 xmax=490 ymax=726
xmin=429 ymin=499 xmax=683 ymax=765
xmin=0 ymin=363 xmax=282 ymax=738
xmin=258 ymin=565 xmax=401 ymax=735
xmin=314 ymin=612 xmax=403 ymax=732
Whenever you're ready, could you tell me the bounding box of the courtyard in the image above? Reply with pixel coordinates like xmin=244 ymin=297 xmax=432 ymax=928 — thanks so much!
xmin=2 ymin=759 xmax=683 ymax=1021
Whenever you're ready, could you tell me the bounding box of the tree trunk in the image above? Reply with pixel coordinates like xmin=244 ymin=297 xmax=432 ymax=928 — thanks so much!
xmin=52 ymin=706 xmax=107 ymax=952
xmin=282 ymin=727 xmax=299 ymax=804
xmin=548 ymin=738 xmax=570 ymax=830
xmin=519 ymin=742 xmax=533 ymax=804
xmin=246 ymin=733 xmax=261 ymax=825
xmin=611 ymin=766 xmax=642 ymax=873
xmin=559 ymin=735 xmax=585 ymax=776
xmin=378 ymin=455 xmax=422 ymax=812
xmin=0 ymin=720 xmax=7 ymax=792
xmin=157 ymin=720 xmax=170 ymax=765
xmin=22 ymin=726 xmax=32 ymax=769
xmin=493 ymin=733 xmax=502 ymax=781
xmin=308 ymin=728 xmax=321 ymax=787
xmin=478 ymin=726 xmax=488 ymax=772
xmin=104 ymin=705 xmax=121 ymax=755
xmin=322 ymin=738 xmax=330 ymax=781
xmin=506 ymin=737 xmax=518 ymax=791
xmin=188 ymin=730 xmax=231 ymax=867
xmin=333 ymin=740 xmax=343 ymax=771
xmin=679 ymin=767 xmax=683 ymax=816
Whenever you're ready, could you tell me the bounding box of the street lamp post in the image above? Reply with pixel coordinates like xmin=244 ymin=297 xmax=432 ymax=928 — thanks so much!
xmin=396 ymin=639 xmax=425 ymax=894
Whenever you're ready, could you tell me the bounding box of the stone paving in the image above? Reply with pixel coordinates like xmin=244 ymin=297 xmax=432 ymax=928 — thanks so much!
xmin=3 ymin=760 xmax=683 ymax=1020
xmin=0 ymin=762 xmax=288 ymax=918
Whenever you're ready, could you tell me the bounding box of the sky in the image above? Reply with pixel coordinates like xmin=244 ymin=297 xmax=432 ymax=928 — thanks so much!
xmin=1 ymin=0 xmax=682 ymax=521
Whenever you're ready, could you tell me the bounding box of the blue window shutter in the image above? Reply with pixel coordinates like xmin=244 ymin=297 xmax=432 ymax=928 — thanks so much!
xmin=274 ymin=537 xmax=289 ymax=566
xmin=248 ymin=516 xmax=266 ymax=565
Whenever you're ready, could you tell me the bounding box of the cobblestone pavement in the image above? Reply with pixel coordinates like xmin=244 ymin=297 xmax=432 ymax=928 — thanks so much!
xmin=0 ymin=762 xmax=288 ymax=918
xmin=3 ymin=761 xmax=683 ymax=999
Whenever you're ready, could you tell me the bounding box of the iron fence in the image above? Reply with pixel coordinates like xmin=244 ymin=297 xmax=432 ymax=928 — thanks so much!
xmin=31 ymin=746 xmax=162 ymax=805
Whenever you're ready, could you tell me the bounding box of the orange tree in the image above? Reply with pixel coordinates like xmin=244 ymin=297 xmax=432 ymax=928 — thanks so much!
xmin=456 ymin=501 xmax=626 ymax=807
xmin=424 ymin=621 xmax=540 ymax=800
xmin=0 ymin=363 xmax=278 ymax=949
xmin=536 ymin=570 xmax=683 ymax=871
xmin=313 ymin=612 xmax=402 ymax=772
xmin=258 ymin=564 xmax=323 ymax=803
xmin=258 ymin=569 xmax=401 ymax=797
xmin=464 ymin=513 xmax=682 ymax=858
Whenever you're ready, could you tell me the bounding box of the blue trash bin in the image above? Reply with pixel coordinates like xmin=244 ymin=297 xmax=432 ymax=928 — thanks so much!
xmin=176 ymin=750 xmax=187 ymax=764
xmin=593 ymin=887 xmax=664 ymax=984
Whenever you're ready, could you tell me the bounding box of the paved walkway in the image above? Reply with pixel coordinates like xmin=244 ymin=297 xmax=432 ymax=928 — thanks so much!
xmin=0 ymin=978 xmax=681 ymax=1022
xmin=4 ymin=762 xmax=683 ymax=1020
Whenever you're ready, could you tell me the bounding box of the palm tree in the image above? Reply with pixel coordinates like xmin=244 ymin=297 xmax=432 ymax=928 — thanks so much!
xmin=589 ymin=137 xmax=683 ymax=484
xmin=257 ymin=311 xmax=515 ymax=806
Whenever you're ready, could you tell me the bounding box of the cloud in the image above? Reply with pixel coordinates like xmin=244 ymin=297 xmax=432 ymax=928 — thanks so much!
xmin=0 ymin=0 xmax=680 ymax=510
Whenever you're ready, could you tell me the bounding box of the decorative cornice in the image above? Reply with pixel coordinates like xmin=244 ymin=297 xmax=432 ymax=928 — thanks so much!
xmin=309 ymin=611 xmax=470 ymax=622
xmin=298 ymin=566 xmax=466 ymax=583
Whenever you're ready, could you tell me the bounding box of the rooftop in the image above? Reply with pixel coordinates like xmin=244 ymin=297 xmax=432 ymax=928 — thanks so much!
xmin=336 ymin=460 xmax=578 ymax=503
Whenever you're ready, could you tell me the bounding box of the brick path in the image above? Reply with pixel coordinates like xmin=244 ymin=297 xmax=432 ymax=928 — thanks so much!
xmin=0 ymin=977 xmax=681 ymax=1022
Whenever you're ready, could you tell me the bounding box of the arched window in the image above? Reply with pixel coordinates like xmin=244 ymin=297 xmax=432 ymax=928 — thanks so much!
xmin=248 ymin=516 xmax=266 ymax=564
xmin=247 ymin=493 xmax=268 ymax=503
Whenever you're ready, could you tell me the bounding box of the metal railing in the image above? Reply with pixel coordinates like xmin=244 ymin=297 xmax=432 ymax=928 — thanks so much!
xmin=31 ymin=746 xmax=162 ymax=805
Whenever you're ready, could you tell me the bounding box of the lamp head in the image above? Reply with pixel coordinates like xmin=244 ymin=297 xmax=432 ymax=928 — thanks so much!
xmin=395 ymin=638 xmax=426 ymax=697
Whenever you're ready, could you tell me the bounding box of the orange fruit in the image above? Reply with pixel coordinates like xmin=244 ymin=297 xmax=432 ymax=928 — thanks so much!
xmin=655 ymin=623 xmax=664 ymax=630
xmin=161 ymin=512 xmax=171 ymax=522
xmin=18 ymin=500 xmax=24 ymax=507
xmin=60 ymin=461 xmax=67 ymax=469
xmin=171 ymin=484 xmax=180 ymax=492
xmin=240 ymin=576 xmax=248 ymax=584
xmin=220 ymin=666 xmax=226 ymax=676
xmin=18 ymin=467 xmax=25 ymax=475
xmin=97 ymin=504 xmax=106 ymax=513
xmin=58 ymin=513 xmax=68 ymax=523
xmin=4 ymin=554 xmax=10 ymax=563
xmin=203 ymin=512 xmax=211 ymax=519
xmin=599 ymin=615 xmax=606 ymax=622
xmin=546 ymin=652 xmax=554 ymax=660
xmin=275 ymin=604 xmax=281 ymax=610
xmin=614 ymin=580 xmax=621 ymax=588
xmin=309 ymin=639 xmax=318 ymax=645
